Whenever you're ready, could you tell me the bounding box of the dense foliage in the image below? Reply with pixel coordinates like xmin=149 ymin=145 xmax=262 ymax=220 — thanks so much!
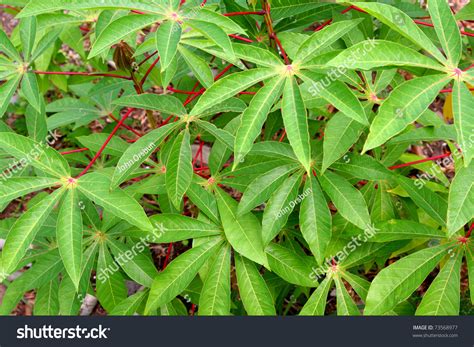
xmin=0 ymin=0 xmax=473 ymax=316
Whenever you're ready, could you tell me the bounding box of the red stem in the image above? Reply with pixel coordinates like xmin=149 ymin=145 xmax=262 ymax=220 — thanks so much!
xmin=140 ymin=55 xmax=161 ymax=86
xmin=229 ymin=34 xmax=253 ymax=43
xmin=466 ymin=223 xmax=473 ymax=238
xmin=163 ymin=243 xmax=173 ymax=269
xmin=224 ymin=10 xmax=266 ymax=17
xmin=388 ymin=153 xmax=452 ymax=170
xmin=76 ymin=108 xmax=135 ymax=178
xmin=138 ymin=51 xmax=158 ymax=67
xmin=109 ymin=114 xmax=142 ymax=137
xmin=61 ymin=148 xmax=89 ymax=155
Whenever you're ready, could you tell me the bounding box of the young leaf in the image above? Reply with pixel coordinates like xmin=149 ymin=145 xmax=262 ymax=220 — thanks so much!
xmin=166 ymin=129 xmax=193 ymax=210
xmin=234 ymin=253 xmax=276 ymax=316
xmin=299 ymin=276 xmax=333 ymax=315
xmin=199 ymin=243 xmax=231 ymax=315
xmin=335 ymin=276 xmax=360 ymax=316
xmin=145 ymin=237 xmax=223 ymax=313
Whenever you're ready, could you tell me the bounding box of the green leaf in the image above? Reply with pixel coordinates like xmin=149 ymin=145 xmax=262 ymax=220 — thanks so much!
xmin=447 ymin=162 xmax=474 ymax=235
xmin=234 ymin=76 xmax=286 ymax=165
xmin=365 ymin=243 xmax=452 ymax=315
xmin=21 ymin=72 xmax=42 ymax=114
xmin=0 ymin=76 xmax=21 ymax=118
xmin=78 ymin=172 xmax=154 ymax=232
xmin=109 ymin=290 xmax=148 ymax=316
xmin=318 ymin=171 xmax=371 ymax=230
xmin=281 ymin=76 xmax=311 ymax=173
xmin=234 ymin=253 xmax=276 ymax=316
xmin=295 ymin=19 xmax=363 ymax=65
xmin=0 ymin=29 xmax=21 ymax=61
xmin=57 ymin=188 xmax=83 ymax=289
xmin=19 ymin=16 xmax=37 ymax=62
xmin=90 ymin=15 xmax=164 ymax=58
xmin=0 ymin=132 xmax=70 ymax=178
xmin=156 ymin=20 xmax=182 ymax=71
xmin=0 ymin=177 xmax=60 ymax=206
xmin=1 ymin=188 xmax=64 ymax=274
xmin=108 ymin=239 xmax=158 ymax=288
xmin=262 ymin=172 xmax=303 ymax=245
xmin=238 ymin=164 xmax=299 ymax=216
xmin=190 ymin=68 xmax=279 ymax=116
xmin=327 ymin=40 xmax=445 ymax=71
xmin=34 ymin=278 xmax=60 ymax=315
xmin=397 ymin=176 xmax=448 ymax=226
xmin=335 ymin=276 xmax=360 ymax=316
xmin=265 ymin=243 xmax=317 ymax=287
xmin=199 ymin=243 xmax=231 ymax=315
xmin=322 ymin=112 xmax=366 ymax=173
xmin=233 ymin=43 xmax=284 ymax=68
xmin=111 ymin=122 xmax=178 ymax=188
xmin=96 ymin=243 xmax=128 ymax=312
xmin=187 ymin=19 xmax=234 ymax=59
xmin=416 ymin=250 xmax=462 ymax=315
xmin=270 ymin=0 xmax=327 ymax=20
xmin=428 ymin=0 xmax=462 ymax=66
xmin=371 ymin=220 xmax=446 ymax=242
xmin=452 ymin=80 xmax=474 ymax=167
xmin=363 ymin=74 xmax=449 ymax=152
xmin=178 ymin=45 xmax=214 ymax=88
xmin=300 ymin=175 xmax=332 ymax=264
xmin=467 ymin=246 xmax=474 ymax=305
xmin=166 ymin=129 xmax=193 ymax=210
xmin=215 ymin=188 xmax=267 ymax=267
xmin=134 ymin=214 xmax=222 ymax=243
xmin=195 ymin=120 xmax=235 ymax=150
xmin=145 ymin=237 xmax=223 ymax=313
xmin=349 ymin=2 xmax=446 ymax=63
xmin=299 ymin=276 xmax=333 ymax=315
xmin=18 ymin=0 xmax=166 ymax=17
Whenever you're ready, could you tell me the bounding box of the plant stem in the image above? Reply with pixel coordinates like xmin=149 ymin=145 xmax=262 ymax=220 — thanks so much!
xmin=388 ymin=152 xmax=452 ymax=170
xmin=34 ymin=70 xmax=132 ymax=80
xmin=224 ymin=10 xmax=266 ymax=17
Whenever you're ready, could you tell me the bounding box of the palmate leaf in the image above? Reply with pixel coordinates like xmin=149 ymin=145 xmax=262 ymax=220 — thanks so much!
xmin=281 ymin=76 xmax=311 ymax=173
xmin=109 ymin=290 xmax=148 ymax=316
xmin=113 ymin=94 xmax=187 ymax=116
xmin=57 ymin=188 xmax=83 ymax=290
xmin=215 ymin=188 xmax=268 ymax=267
xmin=178 ymin=45 xmax=214 ymax=88
xmin=415 ymin=250 xmax=462 ymax=316
xmin=467 ymin=246 xmax=474 ymax=305
xmin=185 ymin=8 xmax=246 ymax=35
xmin=428 ymin=0 xmax=462 ymax=66
xmin=190 ymin=68 xmax=280 ymax=116
xmin=19 ymin=16 xmax=36 ymax=62
xmin=452 ymin=80 xmax=474 ymax=167
xmin=0 ymin=29 xmax=21 ymax=61
xmin=233 ymin=44 xmax=284 ymax=68
xmin=234 ymin=75 xmax=286 ymax=166
xmin=1 ymin=188 xmax=65 ymax=274
xmin=21 ymin=73 xmax=42 ymax=114
xmin=335 ymin=276 xmax=360 ymax=316
xmin=371 ymin=220 xmax=446 ymax=242
xmin=34 ymin=278 xmax=60 ymax=316
xmin=166 ymin=129 xmax=193 ymax=210
xmin=0 ymin=76 xmax=22 ymax=119
xmin=90 ymin=15 xmax=164 ymax=59
xmin=365 ymin=243 xmax=453 ymax=315
xmin=299 ymin=276 xmax=333 ymax=316
xmin=199 ymin=243 xmax=231 ymax=315
xmin=0 ymin=177 xmax=60 ymax=206
xmin=234 ymin=253 xmax=276 ymax=316
xmin=145 ymin=237 xmax=223 ymax=313
xmin=363 ymin=74 xmax=449 ymax=152
xmin=156 ymin=20 xmax=182 ymax=72
xmin=187 ymin=20 xmax=234 ymax=59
